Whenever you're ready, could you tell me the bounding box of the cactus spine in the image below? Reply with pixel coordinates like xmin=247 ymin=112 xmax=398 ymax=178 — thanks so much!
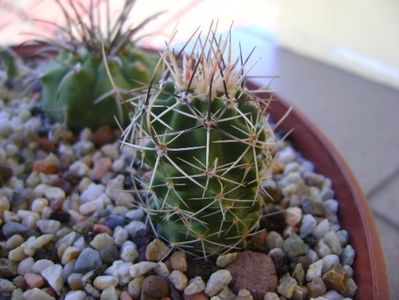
xmin=123 ymin=27 xmax=277 ymax=255
xmin=40 ymin=0 xmax=161 ymax=131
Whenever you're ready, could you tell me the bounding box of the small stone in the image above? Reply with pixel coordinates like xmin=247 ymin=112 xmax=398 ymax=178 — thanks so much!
xmin=8 ymin=246 xmax=26 ymax=262
xmin=37 ymin=219 xmax=61 ymax=234
xmin=154 ymin=262 xmax=170 ymax=277
xmin=93 ymin=223 xmax=112 ymax=234
xmin=74 ymin=248 xmax=102 ymax=273
xmin=0 ymin=258 xmax=17 ymax=277
xmin=145 ymin=239 xmax=170 ymax=261
xmin=285 ymin=207 xmax=302 ymax=226
xmin=31 ymin=259 xmax=54 ymax=274
xmin=93 ymin=157 xmax=112 ymax=180
xmin=169 ymin=270 xmax=188 ymax=291
xmin=277 ymin=273 xmax=297 ymax=298
xmin=266 ymin=231 xmax=283 ymax=250
xmin=341 ymin=245 xmax=355 ymax=266
xmin=324 ymin=231 xmax=342 ymax=255
xmin=300 ymin=214 xmax=317 ymax=238
xmin=170 ymin=251 xmax=187 ymax=272
xmin=323 ymin=290 xmax=344 ymax=300
xmin=80 ymin=184 xmax=104 ymax=202
xmin=100 ymin=244 xmax=120 ymax=265
xmin=120 ymin=291 xmax=133 ymax=300
xmin=184 ymin=293 xmax=208 ymax=300
xmin=5 ymin=234 xmax=24 ymax=250
xmin=113 ymin=226 xmax=128 ymax=246
xmin=100 ymin=286 xmax=118 ymax=300
xmin=0 ymin=196 xmax=10 ymax=213
xmin=79 ymin=198 xmax=105 ymax=215
xmin=184 ymin=276 xmax=205 ymax=295
xmin=64 ymin=290 xmax=87 ymax=300
xmin=69 ymin=161 xmax=90 ymax=177
xmin=226 ymin=251 xmax=277 ymax=298
xmin=344 ymin=278 xmax=358 ymax=297
xmin=142 ymin=275 xmax=169 ymax=297
xmin=204 ymin=270 xmax=232 ymax=297
xmin=41 ymin=264 xmax=63 ymax=295
xmin=236 ymin=289 xmax=253 ymax=300
xmin=105 ymin=175 xmax=135 ymax=207
xmin=125 ymin=208 xmax=145 ymax=220
xmin=216 ymin=253 xmax=238 ymax=268
xmin=263 ymin=292 xmax=279 ymax=300
xmin=306 ymin=260 xmax=323 ymax=281
xmin=85 ymin=283 xmax=101 ymax=298
xmin=129 ymin=262 xmax=157 ymax=277
xmin=322 ymin=265 xmax=349 ymax=294
xmin=0 ymin=278 xmax=15 ymax=293
xmin=315 ymin=240 xmax=332 ymax=258
xmin=307 ymin=277 xmax=326 ymax=298
xmin=283 ymin=234 xmax=306 ymax=258
xmin=68 ymin=273 xmax=83 ymax=290
xmin=291 ymin=285 xmax=307 ymax=300
xmin=322 ymin=255 xmax=340 ymax=273
xmin=32 ymin=160 xmax=58 ymax=174
xmin=313 ymin=219 xmax=330 ymax=239
xmin=128 ymin=276 xmax=144 ymax=298
xmin=278 ymin=147 xmax=296 ymax=163
xmin=0 ymin=163 xmax=13 ymax=186
xmin=2 ymin=221 xmax=28 ymax=237
xmin=24 ymin=273 xmax=45 ymax=288
xmin=125 ymin=220 xmax=147 ymax=238
xmin=103 ymin=214 xmax=125 ymax=229
xmin=23 ymin=287 xmax=55 ymax=300
xmin=18 ymin=257 xmax=34 ymax=275
xmin=292 ymin=263 xmax=305 ymax=285
xmin=90 ymin=233 xmax=114 ymax=250
xmin=61 ymin=247 xmax=81 ymax=265
xmin=91 ymin=126 xmax=114 ymax=146
xmin=93 ymin=275 xmax=119 ymax=290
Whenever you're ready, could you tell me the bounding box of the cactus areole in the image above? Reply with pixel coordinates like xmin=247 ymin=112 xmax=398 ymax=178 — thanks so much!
xmin=39 ymin=0 xmax=162 ymax=131
xmin=123 ymin=27 xmax=278 ymax=256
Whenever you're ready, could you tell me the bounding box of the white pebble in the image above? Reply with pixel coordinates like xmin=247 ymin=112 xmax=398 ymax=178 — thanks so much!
xmin=79 ymin=198 xmax=104 ymax=215
xmin=80 ymin=184 xmax=105 ymax=203
xmin=121 ymin=241 xmax=138 ymax=263
xmin=216 ymin=253 xmax=238 ymax=268
xmin=322 ymin=254 xmax=340 ymax=273
xmin=100 ymin=286 xmax=118 ymax=300
xmin=184 ymin=276 xmax=205 ymax=295
xmin=205 ymin=270 xmax=232 ymax=296
xmin=125 ymin=220 xmax=146 ymax=238
xmin=154 ymin=262 xmax=170 ymax=277
xmin=37 ymin=220 xmax=61 ymax=234
xmin=64 ymin=290 xmax=87 ymax=300
xmin=32 ymin=259 xmax=54 ymax=274
xmin=31 ymin=198 xmax=48 ymax=213
xmin=113 ymin=226 xmax=128 ymax=246
xmin=129 ymin=262 xmax=157 ymax=277
xmin=23 ymin=287 xmax=55 ymax=300
xmin=93 ymin=275 xmax=119 ymax=290
xmin=41 ymin=264 xmax=63 ymax=295
xmin=18 ymin=257 xmax=34 ymax=275
xmin=285 ymin=207 xmax=302 ymax=226
xmin=306 ymin=260 xmax=323 ymax=281
xmin=128 ymin=276 xmax=144 ymax=298
xmin=69 ymin=161 xmax=90 ymax=177
xmin=169 ymin=270 xmax=188 ymax=291
xmin=125 ymin=208 xmax=145 ymax=221
xmin=313 ymin=219 xmax=330 ymax=239
xmin=90 ymin=233 xmax=114 ymax=250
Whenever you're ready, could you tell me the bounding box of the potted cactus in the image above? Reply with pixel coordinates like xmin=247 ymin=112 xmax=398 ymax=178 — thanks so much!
xmin=36 ymin=0 xmax=162 ymax=131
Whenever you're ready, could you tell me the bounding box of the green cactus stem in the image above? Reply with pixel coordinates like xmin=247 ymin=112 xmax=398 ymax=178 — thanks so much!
xmin=123 ymin=26 xmax=278 ymax=256
xmin=38 ymin=0 xmax=162 ymax=131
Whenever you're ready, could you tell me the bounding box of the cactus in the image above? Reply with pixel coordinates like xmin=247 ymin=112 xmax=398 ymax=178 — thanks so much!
xmin=123 ymin=26 xmax=278 ymax=255
xmin=39 ymin=0 xmax=162 ymax=131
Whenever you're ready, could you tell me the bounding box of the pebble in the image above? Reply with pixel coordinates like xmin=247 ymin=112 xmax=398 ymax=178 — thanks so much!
xmin=23 ymin=287 xmax=55 ymax=300
xmin=322 ymin=290 xmax=344 ymax=300
xmin=80 ymin=184 xmax=104 ymax=202
xmin=113 ymin=226 xmax=128 ymax=246
xmin=105 ymin=175 xmax=135 ymax=207
xmin=125 ymin=220 xmax=147 ymax=238
xmin=313 ymin=219 xmax=330 ymax=239
xmin=90 ymin=233 xmax=114 ymax=250
xmin=100 ymin=286 xmax=118 ymax=300
xmin=32 ymin=160 xmax=58 ymax=174
xmin=204 ymin=270 xmax=232 ymax=297
xmin=103 ymin=214 xmax=125 ymax=229
xmin=64 ymin=290 xmax=87 ymax=300
xmin=324 ymin=231 xmax=342 ymax=255
xmin=306 ymin=259 xmax=323 ymax=281
xmin=322 ymin=254 xmax=340 ymax=273
xmin=292 ymin=263 xmax=305 ymax=285
xmin=154 ymin=261 xmax=170 ymax=277
xmin=17 ymin=257 xmax=34 ymax=275
xmin=125 ymin=208 xmax=145 ymax=220
xmin=0 ymin=278 xmax=16 ymax=293
xmin=5 ymin=234 xmax=24 ymax=250
xmin=283 ymin=234 xmax=306 ymax=258
xmin=74 ymin=248 xmax=102 ymax=273
xmin=300 ymin=214 xmax=317 ymax=238
xmin=128 ymin=276 xmax=144 ymax=298
xmin=315 ymin=240 xmax=332 ymax=257
xmin=129 ymin=262 xmax=157 ymax=277
xmin=93 ymin=275 xmax=119 ymax=290
xmin=31 ymin=259 xmax=54 ymax=274
xmin=67 ymin=273 xmax=83 ymax=290
xmin=100 ymin=243 xmax=120 ymax=265
xmin=91 ymin=126 xmax=114 ymax=146
xmin=170 ymin=251 xmax=188 ymax=272
xmin=145 ymin=239 xmax=170 ymax=261
xmin=121 ymin=241 xmax=139 ymax=263
xmin=142 ymin=275 xmax=169 ymax=297
xmin=323 ymin=199 xmax=338 ymax=215
xmin=285 ymin=207 xmax=302 ymax=226
xmin=37 ymin=219 xmax=61 ymax=234
xmin=322 ymin=265 xmax=349 ymax=295
xmin=266 ymin=231 xmax=283 ymax=250
xmin=2 ymin=221 xmax=28 ymax=237
xmin=61 ymin=247 xmax=81 ymax=265
xmin=93 ymin=157 xmax=112 ymax=180
xmin=41 ymin=264 xmax=63 ymax=295
xmin=79 ymin=198 xmax=105 ymax=215
xmin=184 ymin=276 xmax=205 ymax=295
xmin=307 ymin=277 xmax=326 ymax=298
xmin=69 ymin=161 xmax=90 ymax=177
xmin=277 ymin=273 xmax=297 ymax=298
xmin=169 ymin=270 xmax=188 ymax=291
xmin=263 ymin=292 xmax=280 ymax=300
xmin=341 ymin=245 xmax=355 ymax=266
xmin=0 ymin=196 xmax=10 ymax=212
xmin=24 ymin=273 xmax=45 ymax=288
xmin=236 ymin=289 xmax=253 ymax=300
xmin=216 ymin=253 xmax=238 ymax=268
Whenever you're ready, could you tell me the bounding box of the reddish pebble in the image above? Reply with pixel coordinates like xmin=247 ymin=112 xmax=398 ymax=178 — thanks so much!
xmin=93 ymin=224 xmax=112 ymax=234
xmin=24 ymin=273 xmax=45 ymax=288
xmin=32 ymin=160 xmax=58 ymax=174
xmin=81 ymin=154 xmax=93 ymax=168
xmin=91 ymin=126 xmax=114 ymax=146
xmin=248 ymin=229 xmax=268 ymax=251
xmin=120 ymin=291 xmax=133 ymax=300
xmin=183 ymin=293 xmax=209 ymax=300
xmin=93 ymin=157 xmax=112 ymax=180
xmin=41 ymin=287 xmax=56 ymax=297
xmin=50 ymin=199 xmax=64 ymax=211
xmin=36 ymin=137 xmax=55 ymax=152
xmin=161 ymin=298 xmax=172 ymax=300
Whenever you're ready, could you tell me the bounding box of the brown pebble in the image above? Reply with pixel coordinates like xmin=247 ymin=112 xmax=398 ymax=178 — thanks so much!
xmin=93 ymin=157 xmax=112 ymax=180
xmin=24 ymin=272 xmax=45 ymax=288
xmin=93 ymin=224 xmax=112 ymax=234
xmin=120 ymin=291 xmax=133 ymax=300
xmin=142 ymin=275 xmax=169 ymax=298
xmin=32 ymin=160 xmax=58 ymax=174
xmin=161 ymin=298 xmax=172 ymax=300
xmin=271 ymin=162 xmax=284 ymax=174
xmin=226 ymin=251 xmax=277 ymax=299
xmin=183 ymin=293 xmax=209 ymax=300
xmin=36 ymin=137 xmax=55 ymax=152
xmin=248 ymin=229 xmax=268 ymax=251
xmin=264 ymin=186 xmax=283 ymax=204
xmin=50 ymin=199 xmax=64 ymax=211
xmin=42 ymin=286 xmax=57 ymax=297
xmin=322 ymin=265 xmax=349 ymax=294
xmin=0 ymin=163 xmax=13 ymax=186
xmin=81 ymin=154 xmax=93 ymax=168
xmin=307 ymin=277 xmax=326 ymax=298
xmin=170 ymin=251 xmax=187 ymax=272
xmin=91 ymin=126 xmax=114 ymax=146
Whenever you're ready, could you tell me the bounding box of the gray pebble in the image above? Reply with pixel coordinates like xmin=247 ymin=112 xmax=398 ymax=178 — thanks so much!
xmin=266 ymin=231 xmax=283 ymax=250
xmin=336 ymin=230 xmax=349 ymax=246
xmin=74 ymin=248 xmax=102 ymax=273
xmin=324 ymin=231 xmax=342 ymax=255
xmin=313 ymin=219 xmax=330 ymax=239
xmin=322 ymin=254 xmax=340 ymax=273
xmin=283 ymin=234 xmax=306 ymax=258
xmin=100 ymin=244 xmax=120 ymax=264
xmin=315 ymin=240 xmax=332 ymax=258
xmin=300 ymin=214 xmax=317 ymax=238
xmin=341 ymin=245 xmax=355 ymax=266
xmin=2 ymin=221 xmax=28 ymax=237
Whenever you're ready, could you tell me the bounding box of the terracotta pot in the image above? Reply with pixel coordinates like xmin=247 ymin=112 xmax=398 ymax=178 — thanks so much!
xmin=12 ymin=44 xmax=389 ymax=300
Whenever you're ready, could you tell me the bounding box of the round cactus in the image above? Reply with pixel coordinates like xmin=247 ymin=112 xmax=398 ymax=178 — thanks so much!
xmin=123 ymin=27 xmax=278 ymax=255
xmin=39 ymin=0 xmax=162 ymax=131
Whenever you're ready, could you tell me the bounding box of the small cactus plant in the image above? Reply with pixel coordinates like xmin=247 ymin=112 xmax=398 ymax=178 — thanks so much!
xmin=39 ymin=0 xmax=162 ymax=131
xmin=123 ymin=26 xmax=278 ymax=255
